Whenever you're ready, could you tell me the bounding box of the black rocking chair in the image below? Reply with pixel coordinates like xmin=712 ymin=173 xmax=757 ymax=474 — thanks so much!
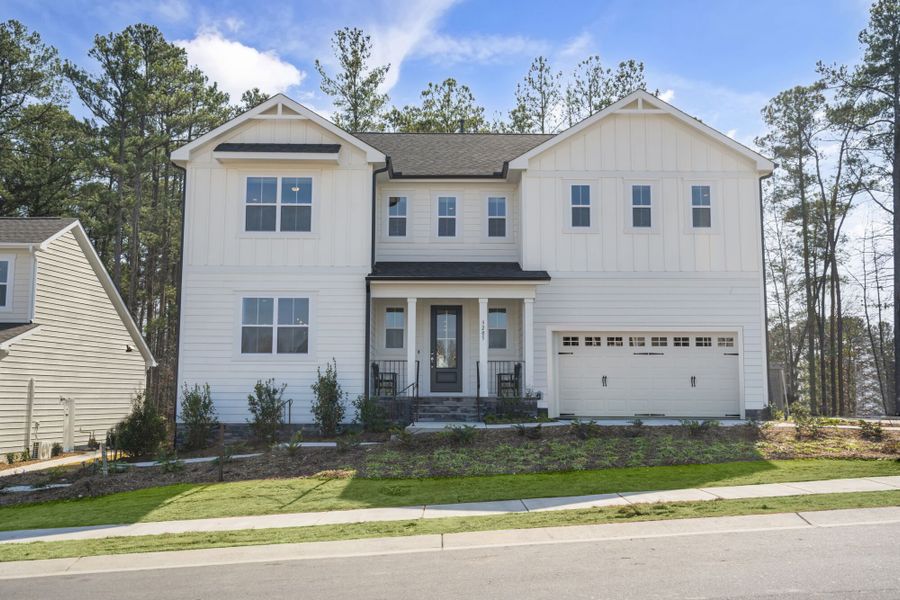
xmin=496 ymin=363 xmax=522 ymax=397
xmin=371 ymin=363 xmax=398 ymax=397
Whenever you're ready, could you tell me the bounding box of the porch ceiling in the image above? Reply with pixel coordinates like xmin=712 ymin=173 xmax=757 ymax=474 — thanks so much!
xmin=367 ymin=261 xmax=550 ymax=282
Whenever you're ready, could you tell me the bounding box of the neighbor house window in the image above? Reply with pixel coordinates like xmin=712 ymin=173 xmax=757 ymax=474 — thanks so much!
xmin=691 ymin=185 xmax=711 ymax=228
xmin=0 ymin=259 xmax=9 ymax=308
xmin=487 ymin=197 xmax=507 ymax=237
xmin=488 ymin=308 xmax=507 ymax=349
xmin=570 ymin=185 xmax=591 ymax=228
xmin=632 ymin=185 xmax=652 ymax=228
xmin=241 ymin=296 xmax=309 ymax=354
xmin=245 ymin=176 xmax=312 ymax=232
xmin=437 ymin=196 xmax=457 ymax=237
xmin=385 ymin=307 xmax=404 ymax=349
xmin=388 ymin=197 xmax=407 ymax=237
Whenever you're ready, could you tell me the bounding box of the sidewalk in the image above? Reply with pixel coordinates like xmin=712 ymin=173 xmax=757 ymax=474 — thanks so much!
xmin=2 ymin=475 xmax=898 ymax=545
xmin=0 ymin=451 xmax=101 ymax=478
xmin=2 ymin=506 xmax=900 ymax=579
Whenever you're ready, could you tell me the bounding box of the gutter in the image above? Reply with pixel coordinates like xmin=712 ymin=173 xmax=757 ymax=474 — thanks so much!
xmin=171 ymin=160 xmax=188 ymax=445
xmin=365 ymin=161 xmax=391 ymax=398
xmin=759 ymin=171 xmax=775 ymax=415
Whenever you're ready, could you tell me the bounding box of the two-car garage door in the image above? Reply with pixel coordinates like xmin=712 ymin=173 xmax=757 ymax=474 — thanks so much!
xmin=557 ymin=332 xmax=740 ymax=418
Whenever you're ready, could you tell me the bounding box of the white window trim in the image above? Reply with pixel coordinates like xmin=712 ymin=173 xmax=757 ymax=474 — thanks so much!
xmin=683 ymin=180 xmax=721 ymax=234
xmin=239 ymin=173 xmax=319 ymax=238
xmin=623 ymin=179 xmax=660 ymax=234
xmin=434 ymin=194 xmax=461 ymax=240
xmin=0 ymin=253 xmax=13 ymax=312
xmin=385 ymin=194 xmax=410 ymax=240
xmin=232 ymin=292 xmax=317 ymax=362
xmin=484 ymin=195 xmax=509 ymax=240
xmin=563 ymin=180 xmax=597 ymax=233
xmin=384 ymin=306 xmax=405 ymax=349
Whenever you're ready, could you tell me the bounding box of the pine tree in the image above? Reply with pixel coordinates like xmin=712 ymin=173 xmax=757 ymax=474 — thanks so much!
xmin=386 ymin=78 xmax=487 ymax=133
xmin=565 ymin=57 xmax=647 ymax=125
xmin=509 ymin=56 xmax=562 ymax=134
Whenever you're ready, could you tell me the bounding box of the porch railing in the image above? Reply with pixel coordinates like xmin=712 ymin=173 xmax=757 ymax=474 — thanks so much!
xmin=371 ymin=360 xmax=420 ymax=424
xmin=486 ymin=360 xmax=524 ymax=397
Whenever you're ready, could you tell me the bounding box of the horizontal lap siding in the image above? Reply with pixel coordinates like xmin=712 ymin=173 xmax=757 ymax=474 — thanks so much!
xmin=531 ymin=274 xmax=766 ymax=415
xmin=0 ymin=249 xmax=33 ymax=322
xmin=0 ymin=232 xmax=146 ymax=454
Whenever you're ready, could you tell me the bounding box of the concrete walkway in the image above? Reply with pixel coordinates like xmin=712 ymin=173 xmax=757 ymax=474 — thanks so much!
xmin=2 ymin=506 xmax=900 ymax=580
xmin=0 ymin=451 xmax=102 ymax=478
xmin=2 ymin=475 xmax=898 ymax=545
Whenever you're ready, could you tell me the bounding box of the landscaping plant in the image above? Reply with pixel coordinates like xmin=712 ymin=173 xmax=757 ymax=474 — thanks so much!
xmin=570 ymin=419 xmax=600 ymax=440
xmin=858 ymin=420 xmax=884 ymax=441
xmin=247 ymin=379 xmax=287 ymax=444
xmin=180 ymin=383 xmax=218 ymax=450
xmin=115 ymin=393 xmax=168 ymax=458
xmin=443 ymin=424 xmax=478 ymax=445
xmin=51 ymin=442 xmax=62 ymax=457
xmin=285 ymin=431 xmax=304 ymax=457
xmin=311 ymin=360 xmax=346 ymax=437
xmin=352 ymin=395 xmax=388 ymax=433
xmin=791 ymin=403 xmax=823 ymax=440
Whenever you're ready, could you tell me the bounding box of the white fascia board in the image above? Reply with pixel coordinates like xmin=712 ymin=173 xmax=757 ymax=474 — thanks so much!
xmin=0 ymin=324 xmax=41 ymax=352
xmin=211 ymin=151 xmax=341 ymax=162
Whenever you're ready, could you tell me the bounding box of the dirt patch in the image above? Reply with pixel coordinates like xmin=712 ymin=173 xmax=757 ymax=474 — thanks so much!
xmin=1 ymin=424 xmax=896 ymax=507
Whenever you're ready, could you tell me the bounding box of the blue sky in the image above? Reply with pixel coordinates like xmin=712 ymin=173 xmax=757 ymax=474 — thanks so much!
xmin=5 ymin=0 xmax=873 ymax=144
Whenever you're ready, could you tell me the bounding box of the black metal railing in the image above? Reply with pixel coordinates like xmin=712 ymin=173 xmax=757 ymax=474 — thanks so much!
xmin=371 ymin=360 xmax=419 ymax=424
xmin=487 ymin=360 xmax=524 ymax=397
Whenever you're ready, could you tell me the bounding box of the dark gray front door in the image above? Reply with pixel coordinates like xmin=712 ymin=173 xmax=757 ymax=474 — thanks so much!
xmin=431 ymin=305 xmax=462 ymax=392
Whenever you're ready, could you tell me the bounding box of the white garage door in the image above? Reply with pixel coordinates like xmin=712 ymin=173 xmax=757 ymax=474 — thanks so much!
xmin=557 ymin=332 xmax=740 ymax=418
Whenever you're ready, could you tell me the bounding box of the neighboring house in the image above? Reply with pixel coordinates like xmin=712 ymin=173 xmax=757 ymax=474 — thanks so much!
xmin=171 ymin=90 xmax=773 ymax=426
xmin=0 ymin=218 xmax=155 ymax=457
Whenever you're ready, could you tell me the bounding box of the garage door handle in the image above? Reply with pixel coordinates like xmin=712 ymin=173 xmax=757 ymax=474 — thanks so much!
xmin=690 ymin=376 xmax=697 ymax=388
xmin=558 ymin=351 xmax=574 ymax=355
xmin=602 ymin=376 xmax=607 ymax=387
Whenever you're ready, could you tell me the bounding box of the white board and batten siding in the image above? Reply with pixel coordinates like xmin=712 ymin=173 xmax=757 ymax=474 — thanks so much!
xmin=177 ymin=116 xmax=372 ymax=424
xmin=0 ymin=231 xmax=148 ymax=454
xmin=519 ymin=111 xmax=767 ymax=417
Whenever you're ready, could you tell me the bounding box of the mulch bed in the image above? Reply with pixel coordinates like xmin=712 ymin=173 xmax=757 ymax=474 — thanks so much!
xmin=1 ymin=424 xmax=896 ymax=507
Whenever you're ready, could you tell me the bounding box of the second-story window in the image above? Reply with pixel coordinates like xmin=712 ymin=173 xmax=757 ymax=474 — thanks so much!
xmin=0 ymin=258 xmax=9 ymax=309
xmin=487 ymin=197 xmax=507 ymax=237
xmin=632 ymin=184 xmax=652 ymax=228
xmin=570 ymin=185 xmax=591 ymax=227
xmin=245 ymin=176 xmax=312 ymax=233
xmin=437 ymin=196 xmax=457 ymax=237
xmin=691 ymin=185 xmax=711 ymax=228
xmin=388 ymin=196 xmax=407 ymax=237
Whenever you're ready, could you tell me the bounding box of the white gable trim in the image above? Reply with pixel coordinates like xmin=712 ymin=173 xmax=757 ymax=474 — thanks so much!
xmin=0 ymin=324 xmax=41 ymax=354
xmin=508 ymin=90 xmax=774 ymax=173
xmin=170 ymin=94 xmax=386 ymax=164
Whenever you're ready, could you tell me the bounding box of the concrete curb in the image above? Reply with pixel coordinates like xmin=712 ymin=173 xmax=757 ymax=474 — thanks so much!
xmin=2 ymin=507 xmax=900 ymax=579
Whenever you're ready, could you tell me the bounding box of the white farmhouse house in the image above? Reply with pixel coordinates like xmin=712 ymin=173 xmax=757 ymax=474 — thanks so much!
xmin=0 ymin=218 xmax=155 ymax=457
xmin=171 ymin=90 xmax=773 ymax=426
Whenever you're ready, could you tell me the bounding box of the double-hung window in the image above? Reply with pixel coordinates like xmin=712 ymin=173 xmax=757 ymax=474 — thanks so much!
xmin=632 ymin=185 xmax=652 ymax=228
xmin=488 ymin=308 xmax=507 ymax=349
xmin=437 ymin=196 xmax=457 ymax=237
xmin=691 ymin=185 xmax=711 ymax=228
xmin=570 ymin=185 xmax=591 ymax=228
xmin=245 ymin=176 xmax=312 ymax=232
xmin=0 ymin=258 xmax=9 ymax=309
xmin=241 ymin=297 xmax=309 ymax=355
xmin=388 ymin=197 xmax=407 ymax=237
xmin=385 ymin=307 xmax=404 ymax=349
xmin=487 ymin=197 xmax=507 ymax=237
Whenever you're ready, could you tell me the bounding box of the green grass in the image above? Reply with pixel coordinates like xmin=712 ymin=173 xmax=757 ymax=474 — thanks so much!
xmin=1 ymin=459 xmax=898 ymax=532
xmin=2 ymin=490 xmax=898 ymax=562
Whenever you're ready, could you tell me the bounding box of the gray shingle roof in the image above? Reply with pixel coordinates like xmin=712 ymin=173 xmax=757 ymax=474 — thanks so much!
xmin=0 ymin=322 xmax=38 ymax=346
xmin=354 ymin=133 xmax=553 ymax=177
xmin=368 ymin=261 xmax=551 ymax=281
xmin=214 ymin=143 xmax=341 ymax=153
xmin=0 ymin=218 xmax=76 ymax=244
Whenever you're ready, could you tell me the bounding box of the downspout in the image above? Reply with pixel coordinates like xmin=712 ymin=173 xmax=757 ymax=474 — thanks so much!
xmin=759 ymin=171 xmax=774 ymax=418
xmin=171 ymin=161 xmax=188 ymax=445
xmin=365 ymin=160 xmax=390 ymax=398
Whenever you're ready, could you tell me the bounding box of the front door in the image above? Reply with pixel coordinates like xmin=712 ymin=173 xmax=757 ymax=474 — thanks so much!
xmin=431 ymin=305 xmax=463 ymax=392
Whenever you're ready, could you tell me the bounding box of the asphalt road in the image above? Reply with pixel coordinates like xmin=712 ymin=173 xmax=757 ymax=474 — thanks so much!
xmin=3 ymin=522 xmax=899 ymax=599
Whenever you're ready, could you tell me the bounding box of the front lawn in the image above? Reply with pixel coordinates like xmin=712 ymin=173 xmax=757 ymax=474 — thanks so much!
xmin=2 ymin=489 xmax=898 ymax=562
xmin=1 ymin=459 xmax=898 ymax=532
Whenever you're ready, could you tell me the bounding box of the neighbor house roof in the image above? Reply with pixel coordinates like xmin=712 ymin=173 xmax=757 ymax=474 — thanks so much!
xmin=0 ymin=218 xmax=76 ymax=246
xmin=214 ymin=143 xmax=341 ymax=153
xmin=353 ymin=133 xmax=553 ymax=178
xmin=367 ymin=261 xmax=551 ymax=281
xmin=0 ymin=323 xmax=39 ymax=348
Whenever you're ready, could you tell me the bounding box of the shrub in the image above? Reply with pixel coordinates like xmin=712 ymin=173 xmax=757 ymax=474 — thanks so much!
xmin=5 ymin=452 xmax=15 ymax=465
xmin=247 ymin=379 xmax=287 ymax=444
xmin=336 ymin=432 xmax=361 ymax=453
xmin=352 ymin=395 xmax=388 ymax=433
xmin=570 ymin=419 xmax=600 ymax=440
xmin=443 ymin=424 xmax=478 ymax=445
xmin=524 ymin=423 xmax=543 ymax=439
xmin=285 ymin=431 xmax=304 ymax=457
xmin=513 ymin=423 xmax=527 ymax=437
xmin=155 ymin=447 xmax=184 ymax=473
xmin=311 ymin=360 xmax=346 ymax=437
xmin=20 ymin=447 xmax=30 ymax=462
xmin=858 ymin=420 xmax=884 ymax=441
xmin=180 ymin=383 xmax=218 ymax=450
xmin=115 ymin=393 xmax=168 ymax=457
xmin=391 ymin=426 xmax=416 ymax=449
xmin=626 ymin=419 xmax=644 ymax=437
xmin=791 ymin=403 xmax=823 ymax=440
xmin=50 ymin=442 xmax=62 ymax=457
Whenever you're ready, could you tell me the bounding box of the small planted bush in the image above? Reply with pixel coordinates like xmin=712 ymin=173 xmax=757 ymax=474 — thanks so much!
xmin=858 ymin=420 xmax=884 ymax=441
xmin=311 ymin=360 xmax=346 ymax=437
xmin=791 ymin=403 xmax=823 ymax=440
xmin=50 ymin=442 xmax=63 ymax=457
xmin=180 ymin=383 xmax=218 ymax=450
xmin=247 ymin=379 xmax=287 ymax=444
xmin=115 ymin=393 xmax=168 ymax=457
xmin=391 ymin=426 xmax=416 ymax=449
xmin=285 ymin=431 xmax=303 ymax=457
xmin=443 ymin=424 xmax=478 ymax=445
xmin=352 ymin=395 xmax=388 ymax=433
xmin=680 ymin=419 xmax=720 ymax=438
xmin=570 ymin=419 xmax=600 ymax=440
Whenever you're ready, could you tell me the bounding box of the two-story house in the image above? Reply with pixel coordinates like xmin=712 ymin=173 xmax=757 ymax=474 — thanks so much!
xmin=171 ymin=90 xmax=773 ymax=426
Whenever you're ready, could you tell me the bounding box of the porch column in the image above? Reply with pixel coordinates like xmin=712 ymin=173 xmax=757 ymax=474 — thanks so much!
xmin=406 ymin=298 xmax=417 ymax=393
xmin=478 ymin=298 xmax=489 ymax=397
xmin=523 ymin=298 xmax=535 ymax=389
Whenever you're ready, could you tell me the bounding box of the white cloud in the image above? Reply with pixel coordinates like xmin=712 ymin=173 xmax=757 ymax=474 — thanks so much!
xmin=416 ymin=33 xmax=547 ymax=65
xmin=658 ymin=89 xmax=675 ymax=103
xmin=156 ymin=0 xmax=189 ymax=22
xmin=558 ymin=32 xmax=594 ymax=59
xmin=725 ymin=128 xmax=737 ymax=139
xmin=177 ymin=30 xmax=305 ymax=102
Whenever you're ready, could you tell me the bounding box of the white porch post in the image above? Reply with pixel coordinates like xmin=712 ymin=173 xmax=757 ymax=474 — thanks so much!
xmin=406 ymin=298 xmax=417 ymax=393
xmin=523 ymin=298 xmax=535 ymax=389
xmin=478 ymin=298 xmax=489 ymax=398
